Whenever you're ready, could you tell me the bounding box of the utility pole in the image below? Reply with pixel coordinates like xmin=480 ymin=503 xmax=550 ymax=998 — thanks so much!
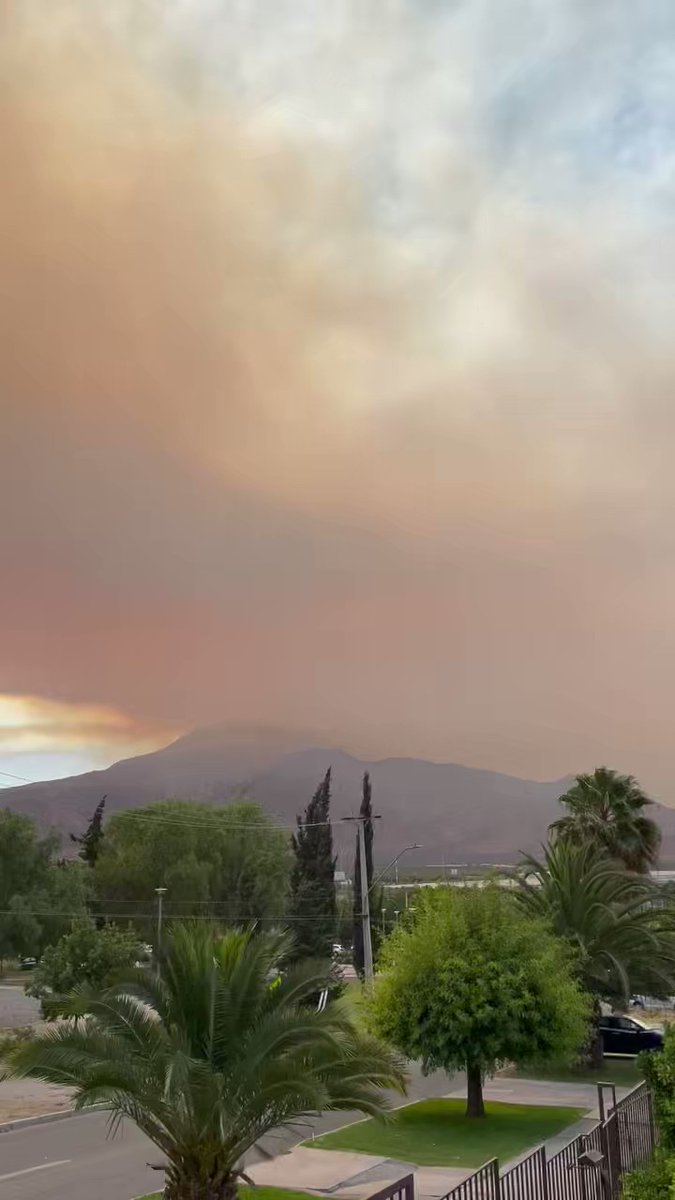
xmin=342 ymin=814 xmax=380 ymax=984
xmin=155 ymin=886 xmax=167 ymax=969
xmin=358 ymin=819 xmax=374 ymax=983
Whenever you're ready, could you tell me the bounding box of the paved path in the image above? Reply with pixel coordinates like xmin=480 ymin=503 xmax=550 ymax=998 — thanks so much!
xmin=0 ymin=1065 xmax=456 ymax=1200
xmin=249 ymin=1076 xmax=635 ymax=1200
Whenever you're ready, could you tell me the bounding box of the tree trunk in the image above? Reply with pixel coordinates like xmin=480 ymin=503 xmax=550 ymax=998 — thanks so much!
xmin=586 ymin=1020 xmax=604 ymax=1070
xmin=163 ymin=1174 xmax=238 ymax=1200
xmin=466 ymin=1062 xmax=485 ymax=1118
xmin=582 ymin=998 xmax=604 ymax=1070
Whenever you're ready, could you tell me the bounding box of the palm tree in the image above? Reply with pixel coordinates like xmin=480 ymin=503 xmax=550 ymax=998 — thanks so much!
xmin=3 ymin=924 xmax=406 ymax=1200
xmin=551 ymin=767 xmax=661 ymax=873
xmin=517 ymin=841 xmax=675 ymax=1062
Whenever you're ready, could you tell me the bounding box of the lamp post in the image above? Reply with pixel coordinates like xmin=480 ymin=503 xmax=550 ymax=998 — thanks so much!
xmin=370 ymin=844 xmax=422 ymax=893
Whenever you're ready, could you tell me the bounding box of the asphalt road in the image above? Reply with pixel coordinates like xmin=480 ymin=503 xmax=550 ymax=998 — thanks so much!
xmin=0 ymin=987 xmax=41 ymax=1030
xmin=0 ymin=1065 xmax=459 ymax=1200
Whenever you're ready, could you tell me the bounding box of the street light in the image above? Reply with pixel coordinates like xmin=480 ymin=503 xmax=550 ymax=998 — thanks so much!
xmin=370 ymin=844 xmax=422 ymax=892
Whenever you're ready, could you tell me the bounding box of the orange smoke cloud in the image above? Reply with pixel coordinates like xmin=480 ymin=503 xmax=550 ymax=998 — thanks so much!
xmin=2 ymin=3 xmax=675 ymax=793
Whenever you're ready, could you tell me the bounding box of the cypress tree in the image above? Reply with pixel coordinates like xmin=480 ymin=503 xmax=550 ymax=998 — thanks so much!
xmin=71 ymin=795 xmax=106 ymax=867
xmin=290 ymin=769 xmax=337 ymax=959
xmin=352 ymin=772 xmax=374 ymax=978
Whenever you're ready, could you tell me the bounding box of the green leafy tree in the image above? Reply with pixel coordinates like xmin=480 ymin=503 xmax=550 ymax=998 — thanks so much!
xmin=26 ymin=921 xmax=141 ymax=1017
xmin=552 ymin=767 xmax=661 ymax=873
xmin=0 ymin=809 xmax=56 ymax=901
xmin=0 ymin=810 xmax=86 ymax=966
xmin=371 ymin=886 xmax=588 ymax=1118
xmin=70 ymin=795 xmax=106 ymax=866
xmin=93 ymin=800 xmax=290 ymax=932
xmin=517 ymin=840 xmax=675 ymax=1062
xmin=290 ymin=769 xmax=337 ymax=958
xmin=7 ymin=924 xmax=406 ymax=1200
xmin=352 ymin=773 xmax=374 ymax=978
xmin=26 ymin=861 xmax=92 ymax=954
xmin=0 ymin=895 xmax=42 ymax=967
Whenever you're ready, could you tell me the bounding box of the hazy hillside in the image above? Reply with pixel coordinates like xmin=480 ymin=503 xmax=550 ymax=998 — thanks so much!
xmin=3 ymin=725 xmax=675 ymax=865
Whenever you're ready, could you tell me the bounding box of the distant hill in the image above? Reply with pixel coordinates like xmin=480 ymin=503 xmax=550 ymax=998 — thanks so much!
xmin=3 ymin=725 xmax=675 ymax=865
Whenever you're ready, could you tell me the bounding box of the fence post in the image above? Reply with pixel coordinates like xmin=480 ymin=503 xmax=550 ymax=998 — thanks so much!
xmin=648 ymin=1088 xmax=657 ymax=1153
xmin=605 ymin=1110 xmax=622 ymax=1200
xmin=491 ymin=1157 xmax=501 ymax=1200
xmin=538 ymin=1144 xmax=549 ymax=1200
xmin=597 ymin=1083 xmax=606 ymax=1124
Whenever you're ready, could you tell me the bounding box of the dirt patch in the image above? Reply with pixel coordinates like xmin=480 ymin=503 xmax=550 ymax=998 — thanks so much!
xmin=0 ymin=1078 xmax=74 ymax=1123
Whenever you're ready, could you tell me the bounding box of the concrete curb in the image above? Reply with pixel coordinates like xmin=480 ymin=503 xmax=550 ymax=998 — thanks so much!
xmin=0 ymin=1103 xmax=105 ymax=1134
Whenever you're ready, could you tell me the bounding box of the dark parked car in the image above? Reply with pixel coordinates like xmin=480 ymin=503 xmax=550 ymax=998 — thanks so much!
xmin=600 ymin=1015 xmax=664 ymax=1056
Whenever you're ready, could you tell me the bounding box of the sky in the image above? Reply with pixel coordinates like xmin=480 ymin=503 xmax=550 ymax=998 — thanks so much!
xmin=3 ymin=0 xmax=675 ymax=795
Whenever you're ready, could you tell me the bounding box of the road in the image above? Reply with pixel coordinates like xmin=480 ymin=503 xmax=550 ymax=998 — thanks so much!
xmin=0 ymin=1065 xmax=458 ymax=1200
xmin=0 ymin=987 xmax=41 ymax=1030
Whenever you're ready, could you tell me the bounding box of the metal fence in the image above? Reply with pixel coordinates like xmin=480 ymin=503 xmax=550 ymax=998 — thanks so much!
xmin=366 ymin=1173 xmax=416 ymax=1200
xmin=435 ymin=1082 xmax=657 ymax=1200
xmin=436 ymin=1159 xmax=500 ymax=1200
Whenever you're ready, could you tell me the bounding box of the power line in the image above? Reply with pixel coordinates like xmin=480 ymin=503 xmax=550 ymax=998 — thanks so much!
xmin=0 ymin=792 xmax=345 ymax=833
xmin=0 ymin=908 xmax=346 ymax=922
xmin=95 ymin=812 xmax=345 ymax=832
xmin=0 ymin=768 xmax=35 ymax=784
xmin=0 ymin=774 xmax=356 ymax=834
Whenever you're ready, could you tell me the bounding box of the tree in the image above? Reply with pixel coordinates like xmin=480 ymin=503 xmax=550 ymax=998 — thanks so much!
xmin=552 ymin=767 xmax=661 ymax=873
xmin=93 ymin=800 xmax=290 ymax=933
xmin=517 ymin=840 xmax=675 ymax=1062
xmin=0 ymin=810 xmax=87 ymax=967
xmin=0 ymin=895 xmax=42 ymax=968
xmin=352 ymin=772 xmax=374 ymax=977
xmin=25 ymin=861 xmax=92 ymax=954
xmin=290 ymin=769 xmax=337 ymax=959
xmin=71 ymin=795 xmax=106 ymax=866
xmin=26 ymin=921 xmax=141 ymax=1017
xmin=6 ymin=924 xmax=406 ymax=1200
xmin=371 ymin=886 xmax=588 ymax=1118
xmin=0 ymin=810 xmax=56 ymax=906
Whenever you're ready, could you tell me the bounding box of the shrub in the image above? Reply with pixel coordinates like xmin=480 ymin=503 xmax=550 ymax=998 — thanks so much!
xmin=26 ymin=921 xmax=141 ymax=1018
xmin=621 ymin=1152 xmax=675 ymax=1199
xmin=0 ymin=1025 xmax=35 ymax=1060
xmin=639 ymin=1027 xmax=675 ymax=1150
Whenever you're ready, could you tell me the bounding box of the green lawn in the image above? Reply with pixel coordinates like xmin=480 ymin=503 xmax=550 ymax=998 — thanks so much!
xmin=307 ymin=1098 xmax=585 ymax=1167
xmin=502 ymin=1057 xmax=644 ymax=1087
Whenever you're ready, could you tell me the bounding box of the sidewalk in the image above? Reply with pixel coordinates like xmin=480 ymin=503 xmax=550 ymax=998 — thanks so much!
xmin=247 ymin=1076 xmax=634 ymax=1200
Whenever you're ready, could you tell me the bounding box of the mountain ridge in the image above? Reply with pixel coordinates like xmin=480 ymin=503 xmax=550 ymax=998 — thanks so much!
xmin=2 ymin=726 xmax=675 ymax=865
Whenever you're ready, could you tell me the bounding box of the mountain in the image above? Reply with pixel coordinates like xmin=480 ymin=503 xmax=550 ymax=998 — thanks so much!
xmin=3 ymin=725 xmax=675 ymax=865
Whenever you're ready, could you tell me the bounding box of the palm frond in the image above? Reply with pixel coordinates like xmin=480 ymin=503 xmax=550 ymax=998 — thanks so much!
xmin=3 ymin=922 xmax=405 ymax=1187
